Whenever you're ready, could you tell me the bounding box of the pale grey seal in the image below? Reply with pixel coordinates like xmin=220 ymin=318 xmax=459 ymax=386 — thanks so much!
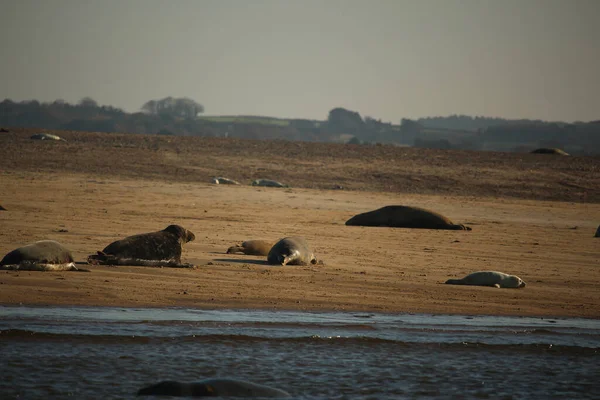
xmin=267 ymin=237 xmax=317 ymax=266
xmin=345 ymin=205 xmax=471 ymax=230
xmin=87 ymin=225 xmax=195 ymax=268
xmin=0 ymin=240 xmax=88 ymax=271
xmin=30 ymin=133 xmax=67 ymax=141
xmin=137 ymin=378 xmax=291 ymax=398
xmin=445 ymin=271 xmax=526 ymax=288
xmin=211 ymin=177 xmax=240 ymax=185
xmin=227 ymin=240 xmax=274 ymax=256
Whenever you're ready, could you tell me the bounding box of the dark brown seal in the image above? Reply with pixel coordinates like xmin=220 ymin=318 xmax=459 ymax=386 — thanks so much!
xmin=530 ymin=148 xmax=569 ymax=155
xmin=137 ymin=378 xmax=291 ymax=398
xmin=345 ymin=206 xmax=471 ymax=230
xmin=87 ymin=225 xmax=195 ymax=267
xmin=267 ymin=237 xmax=317 ymax=266
xmin=0 ymin=240 xmax=87 ymax=271
xmin=227 ymin=240 xmax=274 ymax=256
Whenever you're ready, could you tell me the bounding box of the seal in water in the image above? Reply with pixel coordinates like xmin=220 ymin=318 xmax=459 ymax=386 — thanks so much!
xmin=345 ymin=205 xmax=471 ymax=230
xmin=87 ymin=225 xmax=196 ymax=268
xmin=0 ymin=240 xmax=88 ymax=271
xmin=30 ymin=133 xmax=67 ymax=141
xmin=445 ymin=271 xmax=526 ymax=288
xmin=227 ymin=240 xmax=274 ymax=256
xmin=267 ymin=237 xmax=317 ymax=266
xmin=530 ymin=148 xmax=569 ymax=155
xmin=251 ymin=179 xmax=288 ymax=188
xmin=137 ymin=378 xmax=291 ymax=398
xmin=211 ymin=177 xmax=240 ymax=185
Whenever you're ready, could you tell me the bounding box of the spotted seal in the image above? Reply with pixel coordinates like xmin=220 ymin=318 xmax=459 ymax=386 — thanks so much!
xmin=211 ymin=177 xmax=240 ymax=185
xmin=267 ymin=237 xmax=317 ymax=266
xmin=251 ymin=179 xmax=288 ymax=188
xmin=345 ymin=205 xmax=471 ymax=230
xmin=137 ymin=378 xmax=291 ymax=398
xmin=87 ymin=225 xmax=195 ymax=268
xmin=0 ymin=240 xmax=88 ymax=271
xmin=445 ymin=271 xmax=526 ymax=288
xmin=227 ymin=240 xmax=274 ymax=256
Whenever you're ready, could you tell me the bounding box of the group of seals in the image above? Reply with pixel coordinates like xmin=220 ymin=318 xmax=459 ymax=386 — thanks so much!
xmin=345 ymin=205 xmax=471 ymax=230
xmin=445 ymin=271 xmax=526 ymax=289
xmin=137 ymin=378 xmax=291 ymax=398
xmin=1 ymin=225 xmax=196 ymax=271
xmin=87 ymin=225 xmax=196 ymax=268
xmin=0 ymin=240 xmax=87 ymax=271
xmin=227 ymin=237 xmax=318 ymax=266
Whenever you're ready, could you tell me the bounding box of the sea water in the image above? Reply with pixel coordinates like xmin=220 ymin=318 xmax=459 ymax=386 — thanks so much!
xmin=1 ymin=306 xmax=598 ymax=399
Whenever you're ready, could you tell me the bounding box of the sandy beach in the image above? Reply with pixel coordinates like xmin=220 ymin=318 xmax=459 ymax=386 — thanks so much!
xmin=1 ymin=128 xmax=599 ymax=318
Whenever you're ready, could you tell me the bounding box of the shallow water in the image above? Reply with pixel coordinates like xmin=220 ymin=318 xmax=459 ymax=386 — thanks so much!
xmin=1 ymin=306 xmax=599 ymax=399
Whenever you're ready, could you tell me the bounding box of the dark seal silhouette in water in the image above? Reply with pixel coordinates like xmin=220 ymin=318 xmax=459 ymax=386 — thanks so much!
xmin=0 ymin=240 xmax=88 ymax=271
xmin=267 ymin=237 xmax=317 ymax=266
xmin=87 ymin=225 xmax=196 ymax=268
xmin=445 ymin=271 xmax=526 ymax=288
xmin=345 ymin=205 xmax=472 ymax=230
xmin=530 ymin=148 xmax=569 ymax=156
xmin=227 ymin=240 xmax=274 ymax=256
xmin=136 ymin=378 xmax=291 ymax=398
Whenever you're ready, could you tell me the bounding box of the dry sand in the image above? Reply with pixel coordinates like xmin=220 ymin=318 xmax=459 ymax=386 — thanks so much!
xmin=1 ymin=128 xmax=599 ymax=318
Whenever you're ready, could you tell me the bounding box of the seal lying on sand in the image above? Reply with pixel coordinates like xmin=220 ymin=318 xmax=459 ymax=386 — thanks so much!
xmin=594 ymin=225 xmax=600 ymax=237
xmin=0 ymin=240 xmax=88 ymax=271
xmin=227 ymin=240 xmax=274 ymax=256
xmin=30 ymin=133 xmax=67 ymax=142
xmin=211 ymin=177 xmax=240 ymax=185
xmin=267 ymin=237 xmax=317 ymax=266
xmin=251 ymin=179 xmax=288 ymax=188
xmin=530 ymin=148 xmax=569 ymax=155
xmin=137 ymin=378 xmax=291 ymax=398
xmin=345 ymin=206 xmax=471 ymax=230
xmin=445 ymin=271 xmax=526 ymax=288
xmin=87 ymin=225 xmax=196 ymax=268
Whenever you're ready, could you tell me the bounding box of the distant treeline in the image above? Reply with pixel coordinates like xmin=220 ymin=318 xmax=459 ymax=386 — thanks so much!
xmin=1 ymin=98 xmax=599 ymax=154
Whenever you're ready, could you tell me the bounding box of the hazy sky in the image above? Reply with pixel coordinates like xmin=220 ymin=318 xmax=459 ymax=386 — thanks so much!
xmin=1 ymin=0 xmax=598 ymax=122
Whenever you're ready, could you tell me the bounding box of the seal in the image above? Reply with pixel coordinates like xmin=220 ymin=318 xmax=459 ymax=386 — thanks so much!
xmin=0 ymin=204 xmax=6 ymax=211
xmin=251 ymin=179 xmax=288 ymax=188
xmin=211 ymin=177 xmax=240 ymax=185
xmin=137 ymin=378 xmax=291 ymax=398
xmin=445 ymin=271 xmax=526 ymax=288
xmin=227 ymin=240 xmax=274 ymax=256
xmin=345 ymin=205 xmax=471 ymax=230
xmin=30 ymin=133 xmax=67 ymax=142
xmin=530 ymin=148 xmax=569 ymax=155
xmin=87 ymin=225 xmax=196 ymax=268
xmin=267 ymin=237 xmax=317 ymax=266
xmin=595 ymin=225 xmax=600 ymax=238
xmin=0 ymin=240 xmax=88 ymax=271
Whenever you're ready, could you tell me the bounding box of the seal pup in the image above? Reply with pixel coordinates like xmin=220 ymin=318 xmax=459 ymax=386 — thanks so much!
xmin=87 ymin=225 xmax=196 ymax=268
xmin=267 ymin=237 xmax=317 ymax=266
xmin=445 ymin=271 xmax=526 ymax=288
xmin=251 ymin=179 xmax=288 ymax=188
xmin=137 ymin=378 xmax=291 ymax=398
xmin=30 ymin=133 xmax=67 ymax=142
xmin=345 ymin=205 xmax=471 ymax=230
xmin=227 ymin=240 xmax=274 ymax=256
xmin=211 ymin=177 xmax=240 ymax=185
xmin=0 ymin=240 xmax=88 ymax=271
xmin=530 ymin=148 xmax=569 ymax=155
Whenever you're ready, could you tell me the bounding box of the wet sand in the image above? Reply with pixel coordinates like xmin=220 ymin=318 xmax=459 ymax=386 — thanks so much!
xmin=0 ymin=128 xmax=599 ymax=318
